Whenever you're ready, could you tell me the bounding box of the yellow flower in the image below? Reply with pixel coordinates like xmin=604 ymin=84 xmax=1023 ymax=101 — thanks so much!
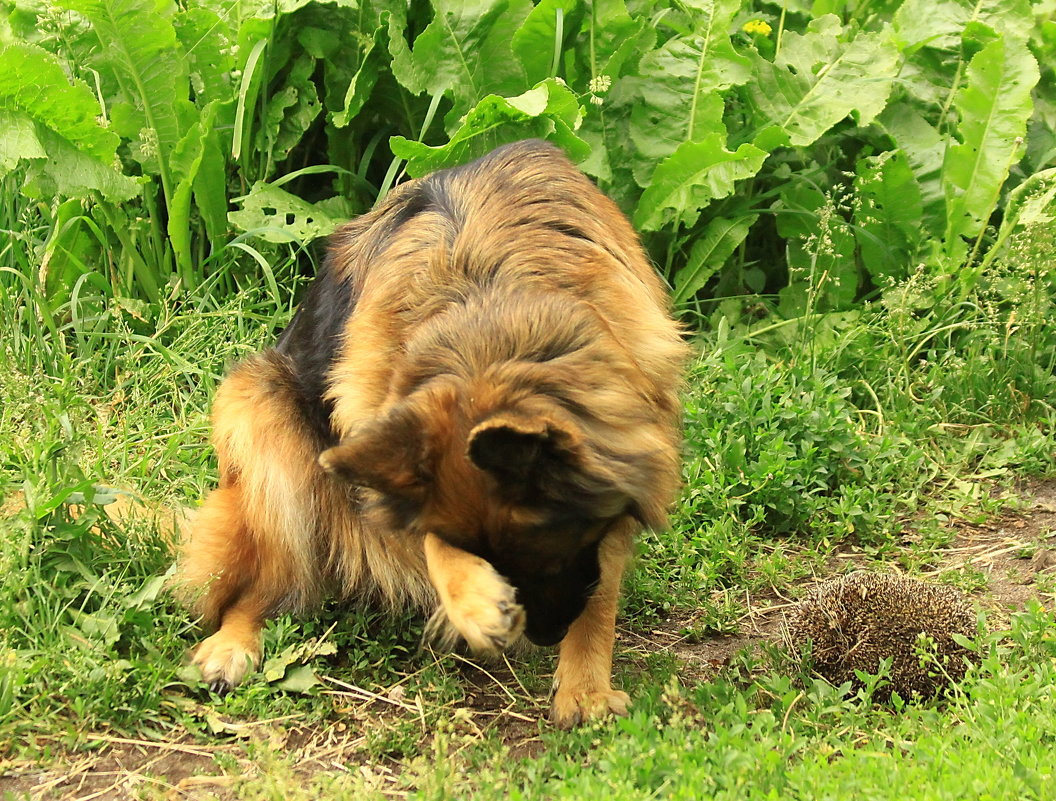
xmin=743 ymin=19 xmax=772 ymax=36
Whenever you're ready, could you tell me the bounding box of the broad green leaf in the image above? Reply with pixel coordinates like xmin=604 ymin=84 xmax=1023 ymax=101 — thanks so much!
xmin=853 ymin=152 xmax=923 ymax=284
xmin=169 ymin=103 xmax=221 ymax=276
xmin=983 ymin=167 xmax=1056 ymax=266
xmin=276 ymin=665 xmax=319 ymax=693
xmin=624 ymin=0 xmax=750 ymax=170
xmin=512 ymin=0 xmax=577 ymax=86
xmin=332 ymin=25 xmax=382 ymax=128
xmin=747 ymin=17 xmax=900 ymax=147
xmin=61 ymin=0 xmax=192 ymax=170
xmin=21 ymin=124 xmax=141 ymax=202
xmin=124 ymin=573 xmax=169 ymax=610
xmin=877 ymin=104 xmax=945 ymax=236
xmin=263 ymin=644 xmax=300 ymax=682
xmin=582 ymin=0 xmax=653 ymax=81
xmin=399 ymin=0 xmax=533 ymax=119
xmin=673 ymin=214 xmax=758 ymax=306
xmin=0 ymin=110 xmax=46 ymax=172
xmin=1008 ymin=169 xmax=1056 ymax=228
xmin=391 ymin=80 xmax=588 ymax=177
xmin=384 ymin=0 xmax=421 ymax=93
xmin=174 ymin=7 xmax=235 ymax=109
xmin=258 ymin=53 xmax=321 ymax=166
xmin=230 ymin=182 xmax=347 ymax=243
xmin=194 ymin=113 xmax=231 ymax=244
xmin=69 ymin=609 xmax=121 ymax=648
xmin=775 ymin=183 xmax=858 ymax=316
xmin=943 ymin=36 xmax=1039 ymax=253
xmin=0 ymin=42 xmax=119 ymax=164
xmin=633 ymin=135 xmax=767 ymax=232
xmin=545 ymin=0 xmax=653 ymax=187
xmin=894 ymin=0 xmax=1033 ymax=50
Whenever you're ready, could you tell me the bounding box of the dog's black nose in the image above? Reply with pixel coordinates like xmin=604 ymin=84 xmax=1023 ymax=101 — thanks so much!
xmin=525 ymin=623 xmax=569 ymax=647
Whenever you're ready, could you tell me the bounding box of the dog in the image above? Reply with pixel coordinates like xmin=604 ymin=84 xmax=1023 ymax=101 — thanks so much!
xmin=175 ymin=140 xmax=687 ymax=727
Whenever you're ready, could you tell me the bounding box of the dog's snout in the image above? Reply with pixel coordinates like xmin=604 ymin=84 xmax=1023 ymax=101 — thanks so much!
xmin=525 ymin=622 xmax=569 ymax=647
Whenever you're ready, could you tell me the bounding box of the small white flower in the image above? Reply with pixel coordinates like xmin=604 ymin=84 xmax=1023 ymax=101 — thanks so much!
xmin=588 ymin=74 xmax=612 ymax=94
xmin=139 ymin=127 xmax=159 ymax=159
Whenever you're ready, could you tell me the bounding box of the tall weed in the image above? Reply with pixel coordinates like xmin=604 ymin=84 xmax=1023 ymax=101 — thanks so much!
xmin=1 ymin=0 xmax=1052 ymax=311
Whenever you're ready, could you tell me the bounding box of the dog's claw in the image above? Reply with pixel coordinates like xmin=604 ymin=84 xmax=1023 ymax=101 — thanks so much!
xmin=549 ymin=706 xmax=582 ymax=729
xmin=208 ymin=679 xmax=231 ymax=696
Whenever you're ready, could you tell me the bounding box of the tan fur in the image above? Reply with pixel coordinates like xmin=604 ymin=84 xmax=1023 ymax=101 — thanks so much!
xmin=174 ymin=140 xmax=687 ymax=722
xmin=551 ymin=524 xmax=634 ymax=728
xmin=423 ymin=532 xmax=526 ymax=652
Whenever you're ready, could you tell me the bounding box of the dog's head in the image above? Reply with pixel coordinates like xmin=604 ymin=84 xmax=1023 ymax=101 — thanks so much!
xmin=318 ymin=379 xmax=673 ymax=646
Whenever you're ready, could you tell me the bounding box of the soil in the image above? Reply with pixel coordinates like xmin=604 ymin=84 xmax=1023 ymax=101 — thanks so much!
xmin=4 ymin=481 xmax=1054 ymax=800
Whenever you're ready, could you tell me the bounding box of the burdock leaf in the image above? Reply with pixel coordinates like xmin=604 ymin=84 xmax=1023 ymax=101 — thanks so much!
xmin=391 ymin=79 xmax=587 ymax=176
xmin=0 ymin=110 xmax=46 ymax=172
xmin=398 ymin=0 xmax=532 ymax=121
xmin=876 ymin=105 xmax=946 ymax=236
xmin=511 ymin=0 xmax=577 ymax=86
xmin=853 ymin=152 xmax=923 ymax=284
xmin=60 ymin=0 xmax=192 ymax=169
xmin=623 ymin=0 xmax=749 ymax=173
xmin=747 ymin=16 xmax=900 ymax=147
xmin=673 ymin=214 xmax=758 ymax=306
xmin=0 ymin=42 xmax=119 ymax=165
xmin=633 ymin=135 xmax=767 ymax=232
xmin=943 ymin=36 xmax=1039 ymax=252
xmin=22 ymin=124 xmax=141 ymax=202
xmin=894 ymin=0 xmax=1033 ymax=50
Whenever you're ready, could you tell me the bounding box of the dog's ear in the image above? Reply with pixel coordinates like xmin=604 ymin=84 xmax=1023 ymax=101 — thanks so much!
xmin=466 ymin=414 xmax=578 ymax=480
xmin=319 ymin=406 xmax=429 ymax=496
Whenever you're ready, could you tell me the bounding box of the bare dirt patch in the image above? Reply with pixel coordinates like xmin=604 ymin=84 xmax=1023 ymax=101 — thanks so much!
xmin=635 ymin=480 xmax=1056 ymax=682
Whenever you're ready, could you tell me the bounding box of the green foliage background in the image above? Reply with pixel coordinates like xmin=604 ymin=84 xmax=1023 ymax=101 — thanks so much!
xmin=2 ymin=0 xmax=1054 ymax=318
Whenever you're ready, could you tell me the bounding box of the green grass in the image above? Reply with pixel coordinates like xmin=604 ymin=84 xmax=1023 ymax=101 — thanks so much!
xmin=2 ymin=236 xmax=1056 ymax=797
xmin=3 ymin=0 xmax=1055 ymax=790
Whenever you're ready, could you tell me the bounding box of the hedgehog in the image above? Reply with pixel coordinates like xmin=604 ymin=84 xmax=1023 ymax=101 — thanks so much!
xmin=783 ymin=571 xmax=979 ymax=700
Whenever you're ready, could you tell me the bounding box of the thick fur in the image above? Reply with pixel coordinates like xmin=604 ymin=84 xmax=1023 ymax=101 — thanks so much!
xmin=175 ymin=140 xmax=687 ymax=727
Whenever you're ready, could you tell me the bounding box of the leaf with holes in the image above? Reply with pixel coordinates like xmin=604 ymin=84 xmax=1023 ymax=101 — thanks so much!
xmin=229 ymin=182 xmax=346 ymax=243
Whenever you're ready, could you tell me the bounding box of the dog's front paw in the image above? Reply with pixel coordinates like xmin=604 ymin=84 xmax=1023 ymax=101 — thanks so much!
xmin=550 ymin=686 xmax=631 ymax=729
xmin=192 ymin=629 xmax=262 ymax=692
xmin=442 ymin=558 xmax=526 ymax=653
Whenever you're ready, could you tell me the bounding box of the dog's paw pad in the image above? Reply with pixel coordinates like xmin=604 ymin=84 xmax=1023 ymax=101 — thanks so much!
xmin=550 ymin=688 xmax=631 ymax=729
xmin=444 ymin=563 xmax=525 ymax=654
xmin=192 ymin=630 xmax=261 ymax=690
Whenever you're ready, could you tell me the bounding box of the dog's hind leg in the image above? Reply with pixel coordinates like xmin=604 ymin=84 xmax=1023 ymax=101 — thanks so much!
xmin=175 ymin=353 xmax=324 ymax=691
xmin=550 ymin=523 xmax=635 ymax=728
xmin=176 ymin=484 xmax=269 ymax=691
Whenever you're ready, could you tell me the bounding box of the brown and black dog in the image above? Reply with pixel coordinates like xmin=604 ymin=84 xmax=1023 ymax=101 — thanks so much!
xmin=175 ymin=140 xmax=686 ymax=727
